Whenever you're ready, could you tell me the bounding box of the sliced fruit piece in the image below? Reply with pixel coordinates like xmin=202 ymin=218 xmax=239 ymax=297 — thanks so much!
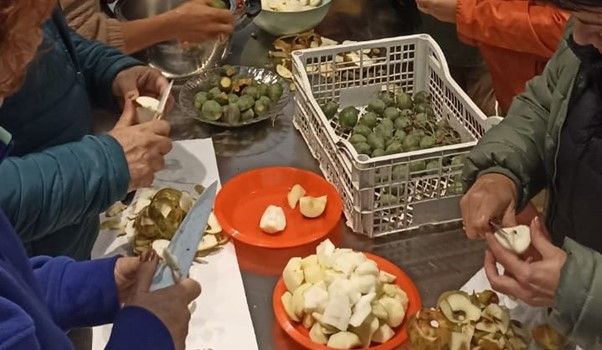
xmin=303 ymin=281 xmax=329 ymax=313
xmin=287 ymin=184 xmax=306 ymax=209
xmin=494 ymin=224 xmax=531 ymax=254
xmin=151 ymin=239 xmax=170 ymax=257
xmin=259 ymin=205 xmax=286 ymax=234
xmin=354 ymin=260 xmax=379 ymax=276
xmin=309 ymin=322 xmax=328 ymax=345
xmin=282 ymin=257 xmax=304 ymax=292
xmin=378 ymin=296 xmax=406 ymax=328
xmin=299 ymin=195 xmax=328 ymax=218
xmin=281 ymin=291 xmax=299 ymax=321
xmin=372 ymin=323 xmax=395 ymax=344
xmin=292 ymin=283 xmax=312 ymax=318
xmin=322 ymin=294 xmax=352 ymax=331
xmin=379 ymin=270 xmax=396 ymax=283
xmin=348 ymin=292 xmax=375 ymax=327
xmin=350 ymin=315 xmax=379 ymax=348
xmin=327 ymin=331 xmax=361 ymax=349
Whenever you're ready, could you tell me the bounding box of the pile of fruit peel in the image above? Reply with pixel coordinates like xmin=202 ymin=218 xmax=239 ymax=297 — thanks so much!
xmin=280 ymin=239 xmax=409 ymax=349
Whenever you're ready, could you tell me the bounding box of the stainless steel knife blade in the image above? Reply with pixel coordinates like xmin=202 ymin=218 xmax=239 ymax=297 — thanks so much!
xmin=150 ymin=181 xmax=218 ymax=291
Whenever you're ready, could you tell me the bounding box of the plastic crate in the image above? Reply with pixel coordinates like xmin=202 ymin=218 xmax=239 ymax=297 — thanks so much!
xmin=291 ymin=34 xmax=489 ymax=237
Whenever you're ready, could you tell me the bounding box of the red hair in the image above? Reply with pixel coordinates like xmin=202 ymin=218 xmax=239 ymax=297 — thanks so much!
xmin=0 ymin=0 xmax=56 ymax=97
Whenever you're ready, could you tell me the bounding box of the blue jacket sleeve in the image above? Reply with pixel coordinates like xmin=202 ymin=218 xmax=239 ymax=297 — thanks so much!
xmin=65 ymin=21 xmax=141 ymax=109
xmin=106 ymin=307 xmax=174 ymax=350
xmin=31 ymin=256 xmax=120 ymax=330
xmin=0 ymin=135 xmax=129 ymax=243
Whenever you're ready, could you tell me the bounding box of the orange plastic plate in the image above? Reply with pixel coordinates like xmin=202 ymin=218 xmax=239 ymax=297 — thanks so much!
xmin=273 ymin=253 xmax=422 ymax=350
xmin=215 ymin=167 xmax=344 ymax=249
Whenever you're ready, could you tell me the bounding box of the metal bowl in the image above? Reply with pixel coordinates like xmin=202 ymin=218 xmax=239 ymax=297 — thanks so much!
xmin=254 ymin=0 xmax=332 ymax=36
xmin=179 ymin=66 xmax=291 ymax=128
xmin=114 ymin=0 xmax=252 ymax=80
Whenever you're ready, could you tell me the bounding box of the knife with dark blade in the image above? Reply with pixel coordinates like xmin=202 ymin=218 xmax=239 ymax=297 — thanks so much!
xmin=150 ymin=181 xmax=218 ymax=291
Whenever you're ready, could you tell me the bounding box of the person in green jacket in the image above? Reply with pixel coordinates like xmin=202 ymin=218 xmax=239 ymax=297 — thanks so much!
xmin=460 ymin=3 xmax=602 ymax=347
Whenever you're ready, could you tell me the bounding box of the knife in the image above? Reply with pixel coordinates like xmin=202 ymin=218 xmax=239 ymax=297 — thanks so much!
xmin=150 ymin=181 xmax=218 ymax=291
xmin=153 ymin=80 xmax=174 ymax=120
xmin=489 ymin=220 xmax=513 ymax=238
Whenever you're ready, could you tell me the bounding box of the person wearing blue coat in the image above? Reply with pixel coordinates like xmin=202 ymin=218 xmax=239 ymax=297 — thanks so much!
xmin=0 ymin=7 xmax=173 ymax=261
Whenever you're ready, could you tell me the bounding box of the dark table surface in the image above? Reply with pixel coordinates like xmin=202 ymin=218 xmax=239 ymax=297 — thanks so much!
xmin=165 ymin=1 xmax=486 ymax=348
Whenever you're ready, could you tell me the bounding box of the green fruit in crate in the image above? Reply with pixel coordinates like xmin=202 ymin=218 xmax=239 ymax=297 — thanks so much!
xmin=339 ymin=106 xmax=360 ymax=130
xmin=321 ymin=101 xmax=339 ymax=119
xmin=395 ymin=92 xmax=413 ymax=110
xmin=194 ymin=91 xmax=208 ymax=110
xmin=359 ymin=112 xmax=379 ymax=129
xmin=378 ymin=91 xmax=396 ymax=107
xmin=201 ymin=100 xmax=223 ymax=121
xmin=391 ymin=165 xmax=409 ymax=180
xmin=268 ymin=83 xmax=284 ymax=102
xmin=241 ymin=108 xmax=255 ymax=121
xmin=385 ymin=142 xmax=403 ymax=155
xmin=413 ymin=112 xmax=428 ymax=128
xmin=386 ymin=136 xmax=402 ymax=148
xmin=367 ymin=99 xmax=386 ymax=115
xmin=378 ymin=193 xmax=398 ymax=207
xmin=227 ymin=93 xmax=239 ymax=104
xmin=383 ymin=107 xmax=401 ymax=120
xmin=410 ymin=128 xmax=426 ymax=138
xmin=395 ymin=117 xmax=410 ymax=130
xmin=367 ymin=133 xmax=386 ymax=150
xmin=437 ymin=119 xmax=450 ymax=130
xmin=400 ymin=109 xmax=414 ymax=118
xmin=380 ymin=117 xmax=394 ymax=130
xmin=402 ymin=134 xmax=420 ymax=151
xmin=237 ymin=95 xmax=255 ymax=111
xmin=372 ymin=148 xmax=386 ymax=157
xmin=451 ymin=155 xmax=466 ymax=168
xmin=419 ymin=135 xmax=436 ymax=149
xmin=374 ymin=124 xmax=394 ymax=140
xmin=394 ymin=129 xmax=407 ymax=141
xmin=413 ymin=90 xmax=432 ymax=104
xmin=349 ymin=134 xmax=368 ymax=144
xmin=353 ymin=125 xmax=372 ymax=137
xmin=207 ymin=87 xmax=222 ymax=100
xmin=214 ymin=92 xmax=229 ymax=106
xmin=242 ymin=86 xmax=259 ymax=99
xmin=223 ymin=104 xmax=241 ymax=124
xmin=409 ymin=160 xmax=427 ymax=172
xmin=353 ymin=142 xmax=372 ymax=155
xmin=426 ymin=160 xmax=439 ymax=174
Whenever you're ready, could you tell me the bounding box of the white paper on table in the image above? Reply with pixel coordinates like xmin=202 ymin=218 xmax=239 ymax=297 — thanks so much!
xmin=461 ymin=267 xmax=580 ymax=350
xmin=91 ymin=139 xmax=258 ymax=350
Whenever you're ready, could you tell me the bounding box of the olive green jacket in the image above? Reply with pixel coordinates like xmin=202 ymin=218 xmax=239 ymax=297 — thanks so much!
xmin=462 ymin=28 xmax=602 ymax=347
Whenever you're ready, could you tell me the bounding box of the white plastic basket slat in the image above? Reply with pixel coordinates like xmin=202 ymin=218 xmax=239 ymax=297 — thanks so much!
xmin=291 ymin=34 xmax=489 ymax=237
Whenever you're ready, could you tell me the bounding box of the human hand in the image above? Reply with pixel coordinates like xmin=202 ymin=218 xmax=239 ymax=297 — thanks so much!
xmin=484 ymin=217 xmax=567 ymax=307
xmin=112 ymin=66 xmax=174 ymax=113
xmin=126 ymin=250 xmax=202 ymax=350
xmin=114 ymin=257 xmax=141 ymax=305
xmin=109 ymin=100 xmax=172 ymax=191
xmin=460 ymin=173 xmax=518 ymax=239
xmin=167 ymin=0 xmax=234 ymax=43
xmin=415 ymin=0 xmax=458 ymax=23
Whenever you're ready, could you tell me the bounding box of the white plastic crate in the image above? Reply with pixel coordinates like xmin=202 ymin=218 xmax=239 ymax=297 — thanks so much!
xmin=291 ymin=34 xmax=489 ymax=237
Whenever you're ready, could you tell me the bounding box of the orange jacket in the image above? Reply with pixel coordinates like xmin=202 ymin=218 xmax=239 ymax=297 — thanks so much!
xmin=456 ymin=0 xmax=569 ymax=113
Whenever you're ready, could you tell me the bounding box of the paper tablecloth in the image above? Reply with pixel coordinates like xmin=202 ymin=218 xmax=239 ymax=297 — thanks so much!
xmin=91 ymin=139 xmax=258 ymax=350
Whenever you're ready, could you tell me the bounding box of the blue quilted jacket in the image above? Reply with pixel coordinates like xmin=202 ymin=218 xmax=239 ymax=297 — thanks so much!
xmin=0 ymin=9 xmax=140 ymax=260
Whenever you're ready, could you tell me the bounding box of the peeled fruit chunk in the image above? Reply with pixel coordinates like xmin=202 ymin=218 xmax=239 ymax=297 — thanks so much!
xmin=303 ymin=263 xmax=325 ymax=284
xmin=281 ymin=291 xmax=299 ymax=322
xmin=322 ymin=293 xmax=352 ymax=331
xmin=309 ymin=322 xmax=328 ymax=345
xmin=494 ymin=224 xmax=531 ymax=254
xmin=292 ymin=283 xmax=312 ymax=318
xmin=350 ymin=315 xmax=379 ymax=348
xmin=287 ymin=184 xmax=306 ymax=209
xmin=373 ymin=323 xmax=395 ymax=344
xmin=135 ymin=96 xmax=160 ymax=122
xmin=259 ymin=205 xmax=286 ymax=234
xmin=355 ymin=260 xmax=379 ymax=276
xmin=327 ymin=331 xmax=361 ymax=349
xmin=282 ymin=257 xmax=304 ymax=292
xmin=378 ymin=296 xmax=406 ymax=328
xmin=379 ymin=270 xmax=397 ymax=283
xmin=316 ymin=239 xmax=336 ymax=267
xmin=303 ymin=282 xmax=329 ymax=313
xmin=299 ymin=195 xmax=328 ymax=218
xmin=349 ymin=292 xmax=376 ymax=327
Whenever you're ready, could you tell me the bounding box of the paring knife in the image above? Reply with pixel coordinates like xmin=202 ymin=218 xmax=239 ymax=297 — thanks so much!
xmin=154 ymin=80 xmax=174 ymax=120
xmin=150 ymin=181 xmax=218 ymax=291
xmin=489 ymin=220 xmax=513 ymax=238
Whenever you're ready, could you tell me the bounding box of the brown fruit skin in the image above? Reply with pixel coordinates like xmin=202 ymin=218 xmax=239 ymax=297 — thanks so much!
xmin=531 ymin=324 xmax=565 ymax=350
xmin=407 ymin=309 xmax=452 ymax=350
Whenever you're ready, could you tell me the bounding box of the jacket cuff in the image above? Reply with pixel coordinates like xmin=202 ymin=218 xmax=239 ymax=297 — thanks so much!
xmin=549 ymin=238 xmax=602 ymax=347
xmin=106 ymin=306 xmax=174 ymax=350
xmin=462 ymin=165 xmax=525 ymax=209
xmin=95 ymin=134 xmax=130 ymax=201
